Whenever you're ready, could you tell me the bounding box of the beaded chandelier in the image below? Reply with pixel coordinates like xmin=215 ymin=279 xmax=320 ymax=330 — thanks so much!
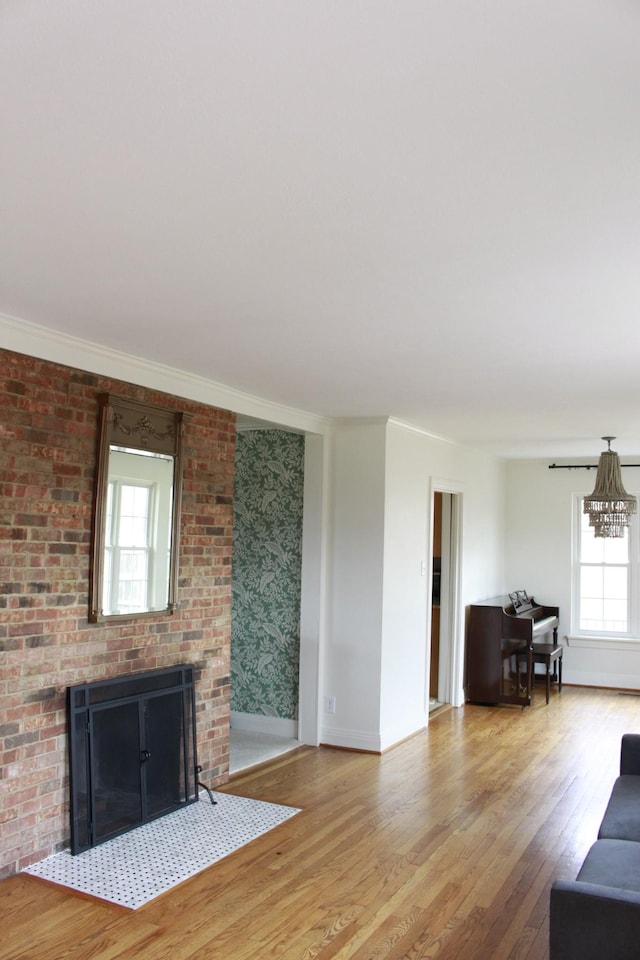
xmin=583 ymin=437 xmax=637 ymax=538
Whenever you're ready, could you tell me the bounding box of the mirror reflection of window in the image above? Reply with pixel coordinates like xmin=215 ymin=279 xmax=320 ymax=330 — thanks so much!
xmin=103 ymin=448 xmax=173 ymax=616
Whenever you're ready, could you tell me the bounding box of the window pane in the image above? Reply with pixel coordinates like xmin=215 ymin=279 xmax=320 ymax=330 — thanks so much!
xmin=603 ymin=567 xmax=628 ymax=600
xmin=580 ymin=598 xmax=603 ymax=625
xmin=116 ymin=549 xmax=148 ymax=612
xmin=119 ymin=549 xmax=147 ymax=580
xmin=580 ymin=522 xmax=604 ymax=564
xmin=105 ymin=483 xmax=114 ymax=547
xmin=602 ymin=598 xmax=627 ymax=632
xmin=119 ymin=516 xmax=148 ymax=546
xmin=580 ymin=567 xmax=603 ymax=599
xmin=582 ymin=511 xmax=629 ymax=561
xmin=118 ymin=484 xmax=151 ymax=547
xmin=103 ymin=545 xmax=113 ymax=611
xmin=604 ymin=531 xmax=628 ymax=564
xmin=120 ymin=485 xmax=139 ymax=514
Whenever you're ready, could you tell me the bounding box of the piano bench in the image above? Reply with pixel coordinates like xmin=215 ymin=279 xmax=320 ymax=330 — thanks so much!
xmin=531 ymin=642 xmax=563 ymax=705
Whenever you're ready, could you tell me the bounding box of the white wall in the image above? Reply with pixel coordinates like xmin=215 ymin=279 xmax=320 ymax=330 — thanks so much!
xmin=379 ymin=422 xmax=507 ymax=749
xmin=505 ymin=459 xmax=640 ymax=690
xmin=321 ymin=421 xmax=387 ymax=750
xmin=322 ymin=419 xmax=508 ymax=752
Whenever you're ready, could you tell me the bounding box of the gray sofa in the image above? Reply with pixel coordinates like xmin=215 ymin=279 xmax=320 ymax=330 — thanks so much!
xmin=550 ymin=734 xmax=640 ymax=959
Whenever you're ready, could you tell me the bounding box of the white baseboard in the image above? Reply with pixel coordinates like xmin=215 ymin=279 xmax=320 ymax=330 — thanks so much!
xmin=319 ymin=716 xmax=430 ymax=754
xmin=230 ymin=711 xmax=298 ymax=738
xmin=562 ymin=671 xmax=640 ymax=691
xmin=319 ymin=726 xmax=383 ymax=752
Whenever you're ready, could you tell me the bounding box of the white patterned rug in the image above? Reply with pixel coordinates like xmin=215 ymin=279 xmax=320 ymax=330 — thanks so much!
xmin=24 ymin=792 xmax=300 ymax=909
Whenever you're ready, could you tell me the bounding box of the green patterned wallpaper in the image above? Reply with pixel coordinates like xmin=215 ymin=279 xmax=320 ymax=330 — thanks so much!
xmin=231 ymin=430 xmax=305 ymax=720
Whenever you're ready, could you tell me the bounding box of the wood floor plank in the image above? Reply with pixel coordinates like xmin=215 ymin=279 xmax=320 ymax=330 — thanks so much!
xmin=3 ymin=687 xmax=639 ymax=960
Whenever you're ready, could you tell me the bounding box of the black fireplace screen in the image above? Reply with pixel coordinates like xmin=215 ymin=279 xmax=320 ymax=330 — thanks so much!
xmin=68 ymin=664 xmax=198 ymax=854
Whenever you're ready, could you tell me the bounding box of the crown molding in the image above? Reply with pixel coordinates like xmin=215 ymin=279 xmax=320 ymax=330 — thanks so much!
xmin=328 ymin=416 xmax=390 ymax=429
xmin=0 ymin=312 xmax=330 ymax=436
xmin=387 ymin=416 xmax=461 ymax=445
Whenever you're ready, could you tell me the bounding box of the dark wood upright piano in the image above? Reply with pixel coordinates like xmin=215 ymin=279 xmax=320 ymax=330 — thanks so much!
xmin=465 ymin=591 xmax=559 ymax=706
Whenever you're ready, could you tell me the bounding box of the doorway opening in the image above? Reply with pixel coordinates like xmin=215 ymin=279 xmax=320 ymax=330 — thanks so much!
xmin=229 ymin=423 xmax=325 ymax=773
xmin=429 ymin=492 xmax=445 ymax=714
xmin=427 ymin=486 xmax=463 ymax=712
xmin=230 ymin=427 xmax=303 ymax=771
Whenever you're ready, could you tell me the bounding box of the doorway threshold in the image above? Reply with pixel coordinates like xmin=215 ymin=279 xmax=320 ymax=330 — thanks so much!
xmin=429 ymin=699 xmax=450 ymax=719
xmin=229 ymin=729 xmax=300 ymax=774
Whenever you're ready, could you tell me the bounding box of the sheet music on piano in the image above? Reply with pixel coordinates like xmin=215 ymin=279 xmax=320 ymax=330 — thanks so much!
xmin=466 ymin=591 xmax=559 ymax=707
xmin=508 ymin=589 xmax=531 ymax=613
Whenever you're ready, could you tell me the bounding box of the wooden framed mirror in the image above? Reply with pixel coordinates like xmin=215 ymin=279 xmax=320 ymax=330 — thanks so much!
xmin=89 ymin=394 xmax=185 ymax=622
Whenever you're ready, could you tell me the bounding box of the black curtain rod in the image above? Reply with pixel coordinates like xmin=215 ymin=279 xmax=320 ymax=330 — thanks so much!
xmin=549 ymin=463 xmax=640 ymax=470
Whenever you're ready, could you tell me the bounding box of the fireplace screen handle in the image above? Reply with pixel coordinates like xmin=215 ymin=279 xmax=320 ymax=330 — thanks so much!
xmin=140 ymin=749 xmax=151 ymax=763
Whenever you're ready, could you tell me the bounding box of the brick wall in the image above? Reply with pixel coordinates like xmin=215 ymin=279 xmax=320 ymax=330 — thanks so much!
xmin=0 ymin=348 xmax=235 ymax=878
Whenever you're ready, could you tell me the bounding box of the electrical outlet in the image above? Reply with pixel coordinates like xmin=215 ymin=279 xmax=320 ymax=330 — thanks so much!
xmin=325 ymin=696 xmax=336 ymax=715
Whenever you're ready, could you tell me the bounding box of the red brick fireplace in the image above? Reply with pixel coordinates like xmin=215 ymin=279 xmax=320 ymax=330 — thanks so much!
xmin=0 ymin=348 xmax=235 ymax=878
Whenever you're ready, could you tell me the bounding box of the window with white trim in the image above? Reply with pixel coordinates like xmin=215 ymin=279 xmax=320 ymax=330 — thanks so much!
xmin=573 ymin=495 xmax=639 ymax=637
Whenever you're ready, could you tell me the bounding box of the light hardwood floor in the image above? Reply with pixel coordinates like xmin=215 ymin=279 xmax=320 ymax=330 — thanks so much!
xmin=2 ymin=686 xmax=639 ymax=960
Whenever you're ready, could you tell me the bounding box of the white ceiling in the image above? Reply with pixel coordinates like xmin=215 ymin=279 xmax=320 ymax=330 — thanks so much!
xmin=2 ymin=1 xmax=640 ymax=458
